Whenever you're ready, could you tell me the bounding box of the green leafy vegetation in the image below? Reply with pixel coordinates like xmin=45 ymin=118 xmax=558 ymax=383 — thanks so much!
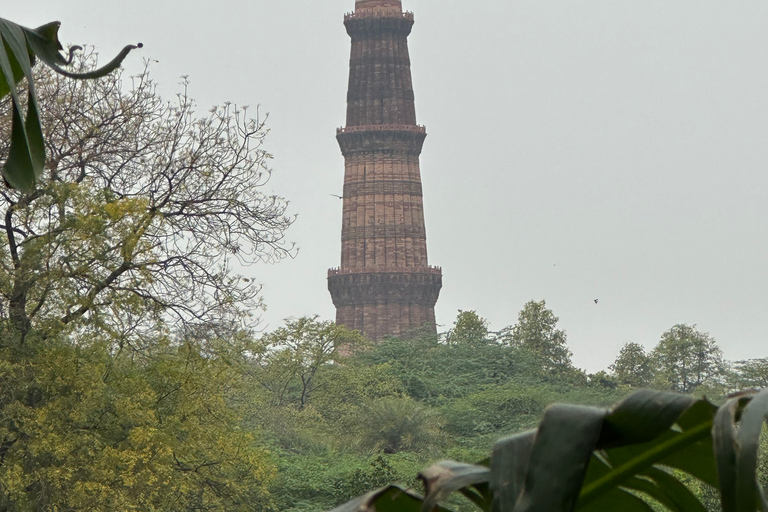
xmin=0 ymin=329 xmax=276 ymax=511
xmin=253 ymin=307 xmax=768 ymax=512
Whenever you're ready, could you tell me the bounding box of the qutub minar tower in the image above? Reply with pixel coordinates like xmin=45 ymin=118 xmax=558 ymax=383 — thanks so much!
xmin=328 ymin=0 xmax=442 ymax=340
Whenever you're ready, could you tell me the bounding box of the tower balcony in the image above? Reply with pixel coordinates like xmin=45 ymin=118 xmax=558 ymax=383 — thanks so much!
xmin=336 ymin=124 xmax=427 ymax=156
xmin=344 ymin=11 xmax=414 ymax=21
xmin=328 ymin=267 xmax=442 ymax=309
xmin=337 ymin=124 xmax=425 ymax=135
xmin=328 ymin=266 xmax=442 ymax=278
xmin=344 ymin=11 xmax=414 ymax=37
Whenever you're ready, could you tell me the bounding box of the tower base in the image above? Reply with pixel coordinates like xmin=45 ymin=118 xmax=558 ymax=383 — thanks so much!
xmin=328 ymin=268 xmax=442 ymax=340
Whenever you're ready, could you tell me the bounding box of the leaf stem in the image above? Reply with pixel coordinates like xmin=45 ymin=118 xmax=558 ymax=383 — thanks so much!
xmin=578 ymin=420 xmax=712 ymax=507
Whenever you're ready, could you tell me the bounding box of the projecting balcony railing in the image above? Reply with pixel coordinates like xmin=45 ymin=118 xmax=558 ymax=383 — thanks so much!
xmin=337 ymin=124 xmax=426 ymax=135
xmin=344 ymin=10 xmax=414 ymax=21
xmin=328 ymin=266 xmax=442 ymax=277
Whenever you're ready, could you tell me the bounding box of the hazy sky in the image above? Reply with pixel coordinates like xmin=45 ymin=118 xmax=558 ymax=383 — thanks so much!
xmin=12 ymin=0 xmax=768 ymax=372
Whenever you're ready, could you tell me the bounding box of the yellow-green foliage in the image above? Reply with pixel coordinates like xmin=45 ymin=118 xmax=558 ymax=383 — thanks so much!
xmin=0 ymin=332 xmax=276 ymax=511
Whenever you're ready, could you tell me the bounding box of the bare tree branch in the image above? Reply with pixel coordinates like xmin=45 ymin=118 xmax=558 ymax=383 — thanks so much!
xmin=0 ymin=52 xmax=295 ymax=344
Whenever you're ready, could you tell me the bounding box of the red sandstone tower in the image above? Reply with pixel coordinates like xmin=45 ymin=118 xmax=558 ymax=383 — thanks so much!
xmin=328 ymin=0 xmax=442 ymax=340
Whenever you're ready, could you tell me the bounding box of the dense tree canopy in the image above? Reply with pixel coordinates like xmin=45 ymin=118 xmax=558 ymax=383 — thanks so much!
xmin=652 ymin=324 xmax=724 ymax=393
xmin=0 ymin=330 xmax=276 ymax=511
xmin=609 ymin=341 xmax=655 ymax=388
xmin=508 ymin=300 xmax=573 ymax=376
xmin=445 ymin=310 xmax=489 ymax=347
xmin=252 ymin=316 xmax=366 ymax=409
xmin=729 ymin=357 xmax=768 ymax=390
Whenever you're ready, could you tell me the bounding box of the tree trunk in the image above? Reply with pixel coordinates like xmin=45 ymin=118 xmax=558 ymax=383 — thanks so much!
xmin=8 ymin=278 xmax=31 ymax=338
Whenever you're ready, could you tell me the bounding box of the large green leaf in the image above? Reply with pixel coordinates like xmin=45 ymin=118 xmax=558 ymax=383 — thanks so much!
xmin=713 ymin=395 xmax=749 ymax=512
xmin=0 ymin=17 xmax=140 ymax=191
xmin=577 ymin=487 xmax=656 ymax=512
xmin=328 ymin=485 xmax=451 ymax=512
xmin=0 ymin=27 xmax=26 ymax=98
xmin=21 ymin=21 xmax=142 ymax=79
xmin=732 ymin=389 xmax=768 ymax=512
xmin=514 ymin=404 xmax=607 ymax=512
xmin=598 ymin=390 xmax=696 ymax=447
xmin=419 ymin=460 xmax=492 ymax=512
xmin=0 ymin=18 xmax=42 ymax=191
xmin=490 ymin=431 xmax=535 ymax=512
xmin=328 ymin=389 xmax=768 ymax=512
xmin=577 ymin=398 xmax=718 ymax=511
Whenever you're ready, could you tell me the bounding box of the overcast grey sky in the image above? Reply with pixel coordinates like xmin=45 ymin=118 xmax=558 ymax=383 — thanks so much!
xmin=12 ymin=0 xmax=768 ymax=372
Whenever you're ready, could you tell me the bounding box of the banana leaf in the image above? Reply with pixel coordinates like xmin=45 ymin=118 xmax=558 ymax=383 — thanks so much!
xmin=328 ymin=388 xmax=768 ymax=512
xmin=0 ymin=17 xmax=140 ymax=191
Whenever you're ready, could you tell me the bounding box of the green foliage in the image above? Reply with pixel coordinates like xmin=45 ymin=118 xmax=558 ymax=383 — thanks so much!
xmin=652 ymin=324 xmax=725 ymax=394
xmin=357 ymin=334 xmax=540 ymax=403
xmin=328 ymin=388 xmax=768 ymax=512
xmin=610 ymin=342 xmax=656 ymax=388
xmin=253 ymin=316 xmax=366 ymax=409
xmin=729 ymin=358 xmax=768 ymax=391
xmin=507 ymin=300 xmax=574 ymax=377
xmin=586 ymin=370 xmax=618 ymax=390
xmin=441 ymin=382 xmax=626 ymax=452
xmin=247 ymin=403 xmax=335 ymax=455
xmin=356 ymin=397 xmax=446 ymax=455
xmin=0 ymin=18 xmax=140 ymax=191
xmin=270 ymin=451 xmax=423 ymax=512
xmin=355 ymin=334 xmax=442 ymax=400
xmin=329 ymin=456 xmax=399 ymax=503
xmin=311 ymin=362 xmax=404 ymax=435
xmin=441 ymin=384 xmax=552 ymax=443
xmin=446 ymin=310 xmax=490 ymax=346
xmin=0 ymin=329 xmax=276 ymax=511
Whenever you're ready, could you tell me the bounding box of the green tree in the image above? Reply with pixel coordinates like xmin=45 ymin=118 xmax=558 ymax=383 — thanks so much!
xmin=253 ymin=316 xmax=365 ymax=409
xmin=509 ymin=300 xmax=573 ymax=376
xmin=0 ymin=56 xmax=293 ymax=340
xmin=609 ymin=341 xmax=655 ymax=388
xmin=0 ymin=46 xmax=289 ymax=510
xmin=652 ymin=324 xmax=725 ymax=394
xmin=728 ymin=358 xmax=768 ymax=391
xmin=354 ymin=334 xmax=439 ymax=400
xmin=0 ymin=330 xmax=276 ymax=511
xmin=445 ymin=310 xmax=489 ymax=346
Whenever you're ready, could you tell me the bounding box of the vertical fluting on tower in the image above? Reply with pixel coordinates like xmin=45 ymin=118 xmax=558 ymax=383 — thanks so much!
xmin=328 ymin=0 xmax=442 ymax=341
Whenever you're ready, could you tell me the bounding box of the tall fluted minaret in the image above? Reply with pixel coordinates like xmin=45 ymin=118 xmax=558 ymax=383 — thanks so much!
xmin=328 ymin=0 xmax=442 ymax=341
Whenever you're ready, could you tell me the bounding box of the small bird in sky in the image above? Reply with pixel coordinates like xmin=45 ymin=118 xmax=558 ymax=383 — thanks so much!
xmin=330 ymin=194 xmax=343 ymax=199
xmin=594 ymin=299 xmax=599 ymax=304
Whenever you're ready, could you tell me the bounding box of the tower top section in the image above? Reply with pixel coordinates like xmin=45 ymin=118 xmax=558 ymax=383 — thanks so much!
xmin=355 ymin=0 xmax=402 ymax=12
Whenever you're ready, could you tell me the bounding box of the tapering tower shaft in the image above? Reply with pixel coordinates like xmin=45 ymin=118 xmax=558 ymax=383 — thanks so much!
xmin=328 ymin=0 xmax=442 ymax=341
